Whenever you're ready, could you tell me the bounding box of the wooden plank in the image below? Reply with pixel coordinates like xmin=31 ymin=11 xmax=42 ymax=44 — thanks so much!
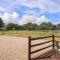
xmin=28 ymin=37 xmax=31 ymax=60
xmin=55 ymin=36 xmax=60 ymax=38
xmin=52 ymin=35 xmax=55 ymax=49
xmin=31 ymin=40 xmax=52 ymax=47
xmin=31 ymin=45 xmax=53 ymax=54
xmin=31 ymin=36 xmax=52 ymax=41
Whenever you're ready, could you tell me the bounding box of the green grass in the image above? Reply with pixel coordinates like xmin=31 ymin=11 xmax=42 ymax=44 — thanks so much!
xmin=0 ymin=30 xmax=60 ymax=37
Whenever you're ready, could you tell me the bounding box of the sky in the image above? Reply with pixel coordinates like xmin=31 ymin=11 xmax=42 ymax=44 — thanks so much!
xmin=0 ymin=0 xmax=60 ymax=25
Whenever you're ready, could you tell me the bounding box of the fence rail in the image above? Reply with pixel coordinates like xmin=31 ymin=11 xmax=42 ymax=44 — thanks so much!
xmin=31 ymin=40 xmax=52 ymax=47
xmin=28 ymin=35 xmax=60 ymax=60
xmin=30 ymin=36 xmax=52 ymax=41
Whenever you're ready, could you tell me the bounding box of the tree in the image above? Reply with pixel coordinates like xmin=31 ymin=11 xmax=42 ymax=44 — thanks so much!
xmin=39 ymin=22 xmax=54 ymax=30
xmin=47 ymin=22 xmax=53 ymax=30
xmin=56 ymin=23 xmax=60 ymax=30
xmin=39 ymin=22 xmax=48 ymax=30
xmin=22 ymin=23 xmax=33 ymax=30
xmin=0 ymin=18 xmax=4 ymax=29
xmin=6 ymin=23 xmax=15 ymax=30
xmin=14 ymin=24 xmax=23 ymax=30
xmin=32 ymin=23 xmax=39 ymax=30
xmin=22 ymin=23 xmax=38 ymax=30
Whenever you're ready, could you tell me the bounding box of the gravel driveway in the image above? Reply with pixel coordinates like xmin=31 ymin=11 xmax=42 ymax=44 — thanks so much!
xmin=0 ymin=35 xmax=28 ymax=60
xmin=0 ymin=35 xmax=54 ymax=60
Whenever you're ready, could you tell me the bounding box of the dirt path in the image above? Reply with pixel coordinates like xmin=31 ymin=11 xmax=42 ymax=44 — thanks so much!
xmin=0 ymin=35 xmax=28 ymax=60
xmin=0 ymin=35 xmax=56 ymax=60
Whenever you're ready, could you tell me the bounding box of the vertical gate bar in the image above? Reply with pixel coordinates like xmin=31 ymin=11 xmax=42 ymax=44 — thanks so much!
xmin=28 ymin=36 xmax=31 ymax=60
xmin=52 ymin=34 xmax=55 ymax=49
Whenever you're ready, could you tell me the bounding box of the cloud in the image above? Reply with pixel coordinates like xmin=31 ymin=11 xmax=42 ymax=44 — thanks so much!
xmin=0 ymin=0 xmax=60 ymax=25
xmin=0 ymin=6 xmax=6 ymax=12
xmin=18 ymin=14 xmax=49 ymax=25
xmin=0 ymin=12 xmax=19 ymax=24
xmin=16 ymin=0 xmax=60 ymax=13
xmin=0 ymin=12 xmax=49 ymax=25
xmin=0 ymin=0 xmax=60 ymax=13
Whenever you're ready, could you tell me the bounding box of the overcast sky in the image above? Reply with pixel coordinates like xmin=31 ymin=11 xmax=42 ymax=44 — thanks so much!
xmin=0 ymin=0 xmax=60 ymax=25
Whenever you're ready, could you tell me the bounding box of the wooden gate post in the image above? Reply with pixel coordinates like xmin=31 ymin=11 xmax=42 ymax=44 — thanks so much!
xmin=52 ymin=34 xmax=55 ymax=49
xmin=28 ymin=37 xmax=31 ymax=60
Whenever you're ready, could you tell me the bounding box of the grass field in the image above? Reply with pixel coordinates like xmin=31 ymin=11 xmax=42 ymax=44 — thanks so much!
xmin=0 ymin=30 xmax=60 ymax=37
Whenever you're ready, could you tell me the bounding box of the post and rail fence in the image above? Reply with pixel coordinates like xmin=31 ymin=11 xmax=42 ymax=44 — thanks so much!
xmin=28 ymin=35 xmax=60 ymax=60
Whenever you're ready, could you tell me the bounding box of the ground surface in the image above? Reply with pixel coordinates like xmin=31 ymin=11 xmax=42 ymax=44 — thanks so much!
xmin=0 ymin=35 xmax=60 ymax=60
xmin=0 ymin=35 xmax=28 ymax=60
xmin=0 ymin=35 xmax=52 ymax=60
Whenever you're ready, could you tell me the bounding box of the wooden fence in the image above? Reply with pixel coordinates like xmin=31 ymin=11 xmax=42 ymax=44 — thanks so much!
xmin=28 ymin=35 xmax=60 ymax=60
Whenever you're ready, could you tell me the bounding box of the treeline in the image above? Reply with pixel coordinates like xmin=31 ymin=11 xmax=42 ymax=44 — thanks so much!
xmin=0 ymin=18 xmax=60 ymax=30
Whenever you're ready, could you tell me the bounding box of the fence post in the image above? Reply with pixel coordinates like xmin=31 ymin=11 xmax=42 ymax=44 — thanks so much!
xmin=28 ymin=36 xmax=31 ymax=60
xmin=52 ymin=34 xmax=55 ymax=49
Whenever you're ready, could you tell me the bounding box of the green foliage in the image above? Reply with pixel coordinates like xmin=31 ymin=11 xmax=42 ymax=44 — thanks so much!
xmin=22 ymin=23 xmax=38 ymax=30
xmin=0 ymin=20 xmax=60 ymax=30
xmin=56 ymin=24 xmax=60 ymax=30
xmin=39 ymin=22 xmax=53 ymax=30
xmin=39 ymin=22 xmax=48 ymax=30
xmin=6 ymin=23 xmax=23 ymax=30
xmin=0 ymin=18 xmax=4 ymax=28
xmin=6 ymin=23 xmax=15 ymax=30
xmin=0 ymin=30 xmax=60 ymax=37
xmin=47 ymin=22 xmax=53 ymax=30
xmin=51 ymin=25 xmax=56 ymax=30
xmin=13 ymin=24 xmax=23 ymax=30
xmin=4 ymin=22 xmax=59 ymax=30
